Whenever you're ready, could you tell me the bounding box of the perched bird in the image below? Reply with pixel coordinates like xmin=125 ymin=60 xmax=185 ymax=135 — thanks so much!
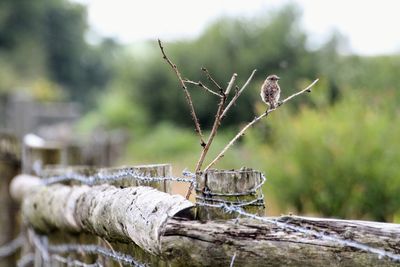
xmin=260 ymin=74 xmax=281 ymax=111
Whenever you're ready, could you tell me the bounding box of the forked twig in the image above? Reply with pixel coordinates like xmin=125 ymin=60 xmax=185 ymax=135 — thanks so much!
xmin=194 ymin=70 xmax=256 ymax=173
xmin=185 ymin=73 xmax=237 ymax=199
xmin=202 ymin=67 xmax=223 ymax=93
xmin=220 ymin=69 xmax=257 ymax=119
xmin=186 ymin=71 xmax=257 ymax=199
xmin=158 ymin=39 xmax=206 ymax=146
xmin=194 ymin=73 xmax=237 ymax=172
xmin=183 ymin=80 xmax=220 ymax=97
xmin=204 ymin=78 xmax=319 ymax=171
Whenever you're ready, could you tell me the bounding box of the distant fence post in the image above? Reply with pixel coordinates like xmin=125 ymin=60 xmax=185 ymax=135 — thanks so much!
xmin=22 ymin=140 xmax=62 ymax=175
xmin=195 ymin=168 xmax=265 ymax=220
xmin=0 ymin=132 xmax=20 ymax=267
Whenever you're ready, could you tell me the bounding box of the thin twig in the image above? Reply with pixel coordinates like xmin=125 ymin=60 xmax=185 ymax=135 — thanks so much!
xmin=158 ymin=39 xmax=206 ymax=147
xmin=204 ymin=78 xmax=319 ymax=171
xmin=220 ymin=69 xmax=257 ymax=120
xmin=230 ymin=252 xmax=237 ymax=267
xmin=201 ymin=67 xmax=223 ymax=93
xmin=183 ymin=80 xmax=220 ymax=97
xmin=186 ymin=73 xmax=238 ymax=199
xmin=194 ymin=73 xmax=237 ymax=172
xmin=99 ymin=238 xmax=123 ymax=267
xmin=280 ymin=79 xmax=319 ymax=104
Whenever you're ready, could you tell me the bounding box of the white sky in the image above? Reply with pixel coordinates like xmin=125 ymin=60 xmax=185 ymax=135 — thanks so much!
xmin=73 ymin=0 xmax=400 ymax=55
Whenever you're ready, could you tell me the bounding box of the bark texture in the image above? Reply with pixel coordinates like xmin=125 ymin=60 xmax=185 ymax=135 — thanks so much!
xmin=10 ymin=175 xmax=194 ymax=255
xmin=161 ymin=217 xmax=400 ymax=267
xmin=9 ymin=175 xmax=400 ymax=267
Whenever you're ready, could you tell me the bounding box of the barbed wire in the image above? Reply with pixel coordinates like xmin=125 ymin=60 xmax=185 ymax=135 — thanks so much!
xmin=41 ymin=167 xmax=195 ymax=186
xmin=196 ymin=201 xmax=400 ymax=263
xmin=48 ymin=244 xmax=148 ymax=267
xmin=195 ymin=172 xmax=266 ymax=211
xmin=29 ymin=230 xmax=148 ymax=267
xmin=16 ymin=253 xmax=34 ymax=267
xmin=20 ymin=167 xmax=400 ymax=264
xmin=196 ymin=172 xmax=266 ymax=197
xmin=31 ymin=230 xmax=50 ymax=264
xmin=51 ymin=254 xmax=104 ymax=267
xmin=196 ymin=195 xmax=265 ymax=207
xmin=0 ymin=234 xmax=25 ymax=258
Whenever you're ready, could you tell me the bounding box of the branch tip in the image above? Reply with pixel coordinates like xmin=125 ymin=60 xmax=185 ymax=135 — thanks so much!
xmin=204 ymin=77 xmax=318 ymax=171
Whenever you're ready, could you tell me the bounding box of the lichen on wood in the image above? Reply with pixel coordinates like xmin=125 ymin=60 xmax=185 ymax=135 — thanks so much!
xmin=10 ymin=174 xmax=194 ymax=256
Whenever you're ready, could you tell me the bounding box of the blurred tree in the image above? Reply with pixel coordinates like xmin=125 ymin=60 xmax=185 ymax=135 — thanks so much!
xmin=134 ymin=5 xmax=317 ymax=129
xmin=0 ymin=0 xmax=115 ymax=106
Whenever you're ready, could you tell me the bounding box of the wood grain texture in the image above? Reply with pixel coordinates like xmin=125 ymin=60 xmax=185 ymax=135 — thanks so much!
xmin=161 ymin=217 xmax=400 ymax=266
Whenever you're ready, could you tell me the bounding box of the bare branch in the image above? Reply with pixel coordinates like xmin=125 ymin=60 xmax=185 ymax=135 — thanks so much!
xmin=204 ymin=78 xmax=319 ymax=171
xmin=158 ymin=39 xmax=206 ymax=146
xmin=204 ymin=113 xmax=266 ymax=172
xmin=183 ymin=80 xmax=220 ymax=97
xmin=223 ymin=73 xmax=238 ymax=97
xmin=220 ymin=70 xmax=257 ymax=120
xmin=186 ymin=73 xmax=238 ymax=199
xmin=194 ymin=73 xmax=237 ymax=172
xmin=280 ymin=78 xmax=319 ymax=105
xmin=201 ymin=67 xmax=223 ymax=93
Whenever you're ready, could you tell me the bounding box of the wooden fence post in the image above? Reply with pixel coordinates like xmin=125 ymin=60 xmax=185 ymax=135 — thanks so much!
xmin=0 ymin=132 xmax=20 ymax=267
xmin=22 ymin=140 xmax=62 ymax=175
xmin=195 ymin=168 xmax=265 ymax=220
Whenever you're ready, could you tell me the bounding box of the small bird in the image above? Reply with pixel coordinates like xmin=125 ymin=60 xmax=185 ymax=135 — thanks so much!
xmin=260 ymin=74 xmax=281 ymax=111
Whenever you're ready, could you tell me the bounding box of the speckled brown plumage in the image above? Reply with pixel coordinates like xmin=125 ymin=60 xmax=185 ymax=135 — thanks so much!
xmin=260 ymin=74 xmax=281 ymax=110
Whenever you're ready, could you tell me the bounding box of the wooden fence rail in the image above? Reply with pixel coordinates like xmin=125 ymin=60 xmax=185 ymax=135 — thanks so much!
xmin=1 ymin=134 xmax=400 ymax=266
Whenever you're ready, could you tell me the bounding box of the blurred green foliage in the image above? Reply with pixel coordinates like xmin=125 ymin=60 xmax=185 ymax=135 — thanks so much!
xmin=0 ymin=0 xmax=115 ymax=105
xmin=132 ymin=5 xmax=317 ymax=128
xmin=246 ymin=91 xmax=400 ymax=221
xmin=93 ymin=6 xmax=400 ymax=222
xmin=1 ymin=1 xmax=400 ymax=221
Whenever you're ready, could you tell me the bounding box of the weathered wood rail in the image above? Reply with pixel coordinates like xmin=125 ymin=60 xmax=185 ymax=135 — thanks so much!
xmin=2 ymin=134 xmax=400 ymax=267
xmin=9 ymin=174 xmax=400 ymax=267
